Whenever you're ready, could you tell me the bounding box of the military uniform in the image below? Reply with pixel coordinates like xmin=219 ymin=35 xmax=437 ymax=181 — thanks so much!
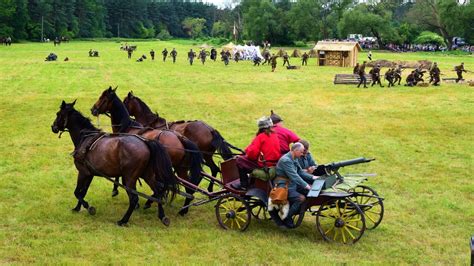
xmin=234 ymin=52 xmax=240 ymax=62
xmin=369 ymin=65 xmax=384 ymax=87
xmin=170 ymin=49 xmax=177 ymax=63
xmin=429 ymin=63 xmax=441 ymax=86
xmin=150 ymin=49 xmax=155 ymax=60
xmin=353 ymin=63 xmax=360 ymax=74
xmin=222 ymin=53 xmax=229 ymax=66
xmin=199 ymin=50 xmax=207 ymax=65
xmin=127 ymin=48 xmax=133 ymax=59
xmin=270 ymin=55 xmax=278 ymax=72
xmin=210 ymin=48 xmax=217 ymax=61
xmin=357 ymin=62 xmax=368 ymax=88
xmin=253 ymin=56 xmax=261 ymax=66
xmin=394 ymin=65 xmax=403 ymax=85
xmin=301 ymin=52 xmax=308 ymax=66
xmin=414 ymin=67 xmax=425 ymax=85
xmin=162 ymin=48 xmax=168 ymax=62
xmin=282 ymin=53 xmax=290 ymax=66
xmin=262 ymin=50 xmax=271 ymax=65
xmin=455 ymin=63 xmax=467 ymax=83
xmin=405 ymin=71 xmax=416 ymax=87
xmin=384 ymin=68 xmax=395 ymax=87
xmin=188 ymin=50 xmax=195 ymax=65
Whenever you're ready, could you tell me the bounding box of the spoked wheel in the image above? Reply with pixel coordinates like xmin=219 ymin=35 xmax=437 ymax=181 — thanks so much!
xmin=215 ymin=194 xmax=251 ymax=231
xmin=247 ymin=197 xmax=269 ymax=220
xmin=292 ymin=203 xmax=307 ymax=228
xmin=349 ymin=185 xmax=384 ymax=229
xmin=316 ymin=198 xmax=366 ymax=244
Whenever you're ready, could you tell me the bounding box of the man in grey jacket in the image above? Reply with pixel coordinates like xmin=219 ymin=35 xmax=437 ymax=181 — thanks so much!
xmin=276 ymin=142 xmax=320 ymax=228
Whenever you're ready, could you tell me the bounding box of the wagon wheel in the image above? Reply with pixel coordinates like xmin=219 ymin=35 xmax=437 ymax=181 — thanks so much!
xmin=291 ymin=203 xmax=307 ymax=228
xmin=247 ymin=197 xmax=269 ymax=220
xmin=215 ymin=194 xmax=251 ymax=231
xmin=349 ymin=185 xmax=384 ymax=230
xmin=316 ymin=198 xmax=366 ymax=244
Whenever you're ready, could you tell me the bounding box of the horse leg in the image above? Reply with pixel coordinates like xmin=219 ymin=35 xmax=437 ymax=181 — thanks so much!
xmin=203 ymin=154 xmax=220 ymax=192
xmin=112 ymin=176 xmax=120 ymax=197
xmin=176 ymin=169 xmax=194 ymax=216
xmin=117 ymin=177 xmax=139 ymax=226
xmin=72 ymin=173 xmax=95 ymax=215
xmin=157 ymin=203 xmax=170 ymax=226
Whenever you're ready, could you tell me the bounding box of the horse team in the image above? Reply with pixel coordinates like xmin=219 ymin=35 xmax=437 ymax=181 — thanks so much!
xmin=51 ymin=86 xmax=241 ymax=226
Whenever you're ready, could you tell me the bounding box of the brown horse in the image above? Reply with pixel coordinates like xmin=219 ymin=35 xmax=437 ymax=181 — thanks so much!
xmin=91 ymin=87 xmax=203 ymax=215
xmin=51 ymin=100 xmax=177 ymax=226
xmin=123 ymin=91 xmax=243 ymax=191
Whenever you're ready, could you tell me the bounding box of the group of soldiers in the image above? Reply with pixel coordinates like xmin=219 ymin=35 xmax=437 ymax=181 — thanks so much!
xmin=354 ymin=61 xmax=468 ymax=88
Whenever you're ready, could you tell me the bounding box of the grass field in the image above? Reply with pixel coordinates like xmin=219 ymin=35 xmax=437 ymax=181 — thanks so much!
xmin=0 ymin=40 xmax=472 ymax=264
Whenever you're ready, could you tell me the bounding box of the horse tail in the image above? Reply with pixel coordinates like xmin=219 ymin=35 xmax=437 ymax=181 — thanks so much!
xmin=145 ymin=139 xmax=177 ymax=202
xmin=210 ymin=129 xmax=243 ymax=160
xmin=179 ymin=136 xmax=203 ymax=185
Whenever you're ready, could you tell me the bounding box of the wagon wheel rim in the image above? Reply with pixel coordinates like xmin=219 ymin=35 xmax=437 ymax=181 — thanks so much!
xmin=247 ymin=197 xmax=269 ymax=220
xmin=292 ymin=202 xmax=307 ymax=228
xmin=316 ymin=198 xmax=366 ymax=244
xmin=349 ymin=185 xmax=384 ymax=230
xmin=215 ymin=195 xmax=251 ymax=231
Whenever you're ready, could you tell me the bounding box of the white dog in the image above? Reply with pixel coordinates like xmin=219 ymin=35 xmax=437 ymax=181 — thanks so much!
xmin=267 ymin=198 xmax=290 ymax=220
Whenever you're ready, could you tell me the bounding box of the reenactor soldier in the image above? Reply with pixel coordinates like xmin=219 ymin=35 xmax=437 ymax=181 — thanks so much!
xmin=150 ymin=49 xmax=155 ymax=60
xmin=89 ymin=49 xmax=93 ymax=57
xmin=253 ymin=55 xmax=262 ymax=66
xmin=170 ymin=48 xmax=177 ymax=63
xmin=270 ymin=54 xmax=278 ymax=72
xmin=199 ymin=49 xmax=207 ymax=65
xmin=220 ymin=50 xmax=226 ymax=60
xmin=127 ymin=48 xmax=133 ymax=59
xmin=301 ymin=52 xmax=309 ymax=66
xmin=234 ymin=51 xmax=240 ymax=62
xmin=210 ymin=48 xmax=217 ymax=61
xmin=162 ymin=48 xmax=168 ymax=62
xmin=136 ymin=54 xmax=147 ymax=62
xmin=369 ymin=64 xmax=384 ymax=87
xmin=262 ymin=50 xmax=271 ymax=65
xmin=188 ymin=49 xmax=196 ymax=65
xmin=405 ymin=71 xmax=416 ymax=87
xmin=282 ymin=52 xmax=290 ymax=66
xmin=222 ymin=52 xmax=229 ymax=66
xmin=384 ymin=68 xmax=395 ymax=87
xmin=225 ymin=50 xmax=231 ymax=60
xmin=429 ymin=62 xmax=441 ymax=86
xmin=414 ymin=66 xmax=426 ymax=84
xmin=455 ymin=62 xmax=467 ymax=83
xmin=353 ymin=63 xmax=360 ymax=74
xmin=394 ymin=65 xmax=403 ymax=85
xmin=45 ymin=53 xmax=57 ymax=61
xmin=357 ymin=61 xmax=368 ymax=88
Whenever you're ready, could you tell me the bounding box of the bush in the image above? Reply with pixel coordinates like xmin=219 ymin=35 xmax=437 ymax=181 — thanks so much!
xmin=293 ymin=41 xmax=307 ymax=47
xmin=157 ymin=29 xmax=172 ymax=40
xmin=415 ymin=31 xmax=446 ymax=46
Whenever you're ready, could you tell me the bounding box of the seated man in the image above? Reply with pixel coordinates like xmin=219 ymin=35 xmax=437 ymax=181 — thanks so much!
xmin=297 ymin=139 xmax=318 ymax=174
xmin=276 ymin=142 xmax=319 ymax=228
xmin=233 ymin=116 xmax=281 ymax=191
xmin=270 ymin=110 xmax=300 ymax=155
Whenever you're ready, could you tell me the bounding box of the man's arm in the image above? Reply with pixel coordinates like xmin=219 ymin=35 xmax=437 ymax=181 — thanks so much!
xmin=280 ymin=159 xmax=309 ymax=189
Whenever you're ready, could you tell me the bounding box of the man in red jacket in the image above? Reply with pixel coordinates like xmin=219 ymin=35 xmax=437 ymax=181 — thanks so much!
xmin=233 ymin=116 xmax=281 ymax=190
xmin=270 ymin=110 xmax=300 ymax=155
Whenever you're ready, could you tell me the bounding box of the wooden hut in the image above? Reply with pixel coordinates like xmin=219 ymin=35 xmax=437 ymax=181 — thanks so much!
xmin=313 ymin=41 xmax=361 ymax=67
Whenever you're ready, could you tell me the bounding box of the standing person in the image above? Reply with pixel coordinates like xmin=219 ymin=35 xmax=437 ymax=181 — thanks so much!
xmin=282 ymin=52 xmax=290 ymax=66
xmin=150 ymin=49 xmax=155 ymax=61
xmin=262 ymin=50 xmax=271 ymax=65
xmin=301 ymin=52 xmax=308 ymax=66
xmin=270 ymin=110 xmax=300 ymax=155
xmin=270 ymin=54 xmax=278 ymax=72
xmin=430 ymin=62 xmax=441 ymax=86
xmin=210 ymin=48 xmax=217 ymax=61
xmin=232 ymin=116 xmax=281 ymax=191
xmin=369 ymin=64 xmax=384 ymax=87
xmin=368 ymin=50 xmax=372 ymax=60
xmin=357 ymin=61 xmax=368 ymax=88
xmin=276 ymin=142 xmax=320 ymax=228
xmin=162 ymin=48 xmax=168 ymax=62
xmin=394 ymin=65 xmax=403 ymax=85
xmin=127 ymin=48 xmax=133 ymax=59
xmin=222 ymin=52 xmax=229 ymax=66
xmin=199 ymin=49 xmax=207 ymax=65
xmin=170 ymin=48 xmax=177 ymax=63
xmin=353 ymin=63 xmax=360 ymax=74
xmin=188 ymin=49 xmax=196 ymax=65
xmin=455 ymin=62 xmax=467 ymax=83
xmin=234 ymin=51 xmax=240 ymax=62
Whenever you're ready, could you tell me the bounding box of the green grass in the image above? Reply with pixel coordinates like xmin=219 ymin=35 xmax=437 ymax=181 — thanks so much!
xmin=0 ymin=40 xmax=472 ymax=264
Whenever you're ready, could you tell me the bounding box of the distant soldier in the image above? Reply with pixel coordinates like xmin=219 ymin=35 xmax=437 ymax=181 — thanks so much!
xmin=357 ymin=61 xmax=368 ymax=88
xmin=301 ymin=52 xmax=309 ymax=66
xmin=270 ymin=54 xmax=278 ymax=72
xmin=199 ymin=49 xmax=207 ymax=65
xmin=414 ymin=66 xmax=426 ymax=84
xmin=64 ymin=57 xmax=69 ymax=61
xmin=455 ymin=62 xmax=467 ymax=83
xmin=45 ymin=53 xmax=57 ymax=61
xmin=394 ymin=65 xmax=403 ymax=85
xmin=162 ymin=48 xmax=168 ymax=62
xmin=353 ymin=63 xmax=360 ymax=74
xmin=188 ymin=49 xmax=196 ymax=65
xmin=282 ymin=52 xmax=290 ymax=66
xmin=136 ymin=54 xmax=147 ymax=62
xmin=429 ymin=62 xmax=441 ymax=86
xmin=210 ymin=48 xmax=217 ymax=61
xmin=253 ymin=55 xmax=262 ymax=66
xmin=384 ymin=68 xmax=395 ymax=87
xmin=170 ymin=48 xmax=177 ymax=63
xmin=262 ymin=50 xmax=271 ymax=65
xmin=150 ymin=49 xmax=155 ymax=60
xmin=405 ymin=71 xmax=416 ymax=87
xmin=127 ymin=48 xmax=133 ymax=59
xmin=234 ymin=51 xmax=240 ymax=62
xmin=369 ymin=64 xmax=384 ymax=87
xmin=222 ymin=52 xmax=229 ymax=66
xmin=89 ymin=49 xmax=93 ymax=57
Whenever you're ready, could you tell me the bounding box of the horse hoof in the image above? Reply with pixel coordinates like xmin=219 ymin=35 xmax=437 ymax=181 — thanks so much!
xmin=116 ymin=221 xmax=128 ymax=227
xmin=88 ymin=206 xmax=96 ymax=215
xmin=143 ymin=203 xmax=152 ymax=210
xmin=161 ymin=217 xmax=170 ymax=226
xmin=178 ymin=209 xmax=188 ymax=216
xmin=112 ymin=190 xmax=119 ymax=197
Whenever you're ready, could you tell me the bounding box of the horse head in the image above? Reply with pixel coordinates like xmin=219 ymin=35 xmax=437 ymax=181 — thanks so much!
xmin=52 ymin=99 xmax=76 ymax=133
xmin=91 ymin=86 xmax=117 ymax=116
xmin=123 ymin=91 xmax=141 ymax=116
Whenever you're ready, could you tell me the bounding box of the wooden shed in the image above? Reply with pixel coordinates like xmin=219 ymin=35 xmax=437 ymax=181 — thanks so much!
xmin=313 ymin=41 xmax=361 ymax=67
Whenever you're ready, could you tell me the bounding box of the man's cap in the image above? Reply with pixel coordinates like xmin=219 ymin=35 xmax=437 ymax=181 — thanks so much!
xmin=270 ymin=110 xmax=283 ymax=124
xmin=257 ymin=116 xmax=273 ymax=129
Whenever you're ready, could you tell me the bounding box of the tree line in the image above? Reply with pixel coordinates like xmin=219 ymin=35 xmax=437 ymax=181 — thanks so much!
xmin=0 ymin=0 xmax=472 ymax=49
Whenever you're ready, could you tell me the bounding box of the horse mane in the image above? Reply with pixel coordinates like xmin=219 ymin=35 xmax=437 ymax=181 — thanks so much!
xmin=70 ymin=109 xmax=100 ymax=132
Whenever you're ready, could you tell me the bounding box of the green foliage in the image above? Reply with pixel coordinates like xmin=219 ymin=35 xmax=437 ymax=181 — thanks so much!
xmin=156 ymin=29 xmax=172 ymax=40
xmin=181 ymin=17 xmax=207 ymax=38
xmin=414 ymin=31 xmax=446 ymax=46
